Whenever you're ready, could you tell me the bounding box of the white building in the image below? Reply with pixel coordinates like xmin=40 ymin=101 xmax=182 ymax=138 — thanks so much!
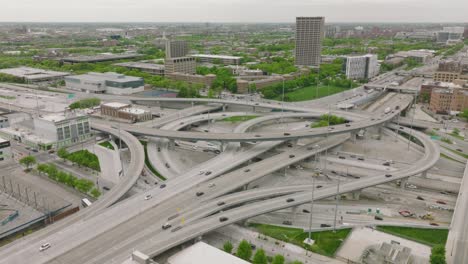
xmin=167 ymin=242 xmax=250 ymax=264
xmin=0 ymin=137 xmax=11 ymax=163
xmin=64 ymin=72 xmax=145 ymax=95
xmin=0 ymin=115 xmax=9 ymax=129
xmin=33 ymin=113 xmax=92 ymax=149
xmin=0 ymin=67 xmax=69 ymax=83
xmin=344 ymin=54 xmax=380 ymax=80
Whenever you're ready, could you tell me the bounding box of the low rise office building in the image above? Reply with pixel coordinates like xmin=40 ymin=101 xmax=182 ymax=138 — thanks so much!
xmin=114 ymin=62 xmax=165 ymax=76
xmin=164 ymin=57 xmax=196 ymax=74
xmin=65 ymin=72 xmax=145 ymax=95
xmin=101 ymin=102 xmax=152 ymax=122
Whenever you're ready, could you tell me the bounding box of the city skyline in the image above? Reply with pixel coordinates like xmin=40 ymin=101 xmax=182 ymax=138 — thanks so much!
xmin=0 ymin=0 xmax=467 ymax=23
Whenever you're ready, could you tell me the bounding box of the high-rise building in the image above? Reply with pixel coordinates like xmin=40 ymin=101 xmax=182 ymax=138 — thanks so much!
xmin=344 ymin=54 xmax=380 ymax=80
xmin=165 ymin=40 xmax=189 ymax=59
xmin=295 ymin=17 xmax=325 ymax=67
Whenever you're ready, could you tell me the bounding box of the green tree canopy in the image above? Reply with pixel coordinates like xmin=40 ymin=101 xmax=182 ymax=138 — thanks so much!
xmin=252 ymin=249 xmax=268 ymax=264
xmin=223 ymin=241 xmax=233 ymax=254
xmin=19 ymin=156 xmax=36 ymax=170
xmin=272 ymin=255 xmax=285 ymax=264
xmin=236 ymin=240 xmax=252 ymax=261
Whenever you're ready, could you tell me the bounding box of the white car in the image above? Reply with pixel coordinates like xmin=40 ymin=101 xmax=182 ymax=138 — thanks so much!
xmin=208 ymin=183 xmax=215 ymax=188
xmin=199 ymin=170 xmax=205 ymax=175
xmin=39 ymin=243 xmax=51 ymax=252
xmin=144 ymin=194 xmax=152 ymax=200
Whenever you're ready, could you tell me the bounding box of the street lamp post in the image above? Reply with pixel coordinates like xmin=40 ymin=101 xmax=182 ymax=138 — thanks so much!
xmin=333 ymin=178 xmax=340 ymax=233
xmin=307 ymin=175 xmax=316 ymax=243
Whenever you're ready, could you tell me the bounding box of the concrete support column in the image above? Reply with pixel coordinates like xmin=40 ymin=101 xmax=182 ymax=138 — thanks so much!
xmin=400 ymin=177 xmax=409 ymax=190
xmin=222 ymin=104 xmax=227 ymax=111
xmin=168 ymin=139 xmax=175 ymax=150
xmin=220 ymin=142 xmax=225 ymax=152
xmin=243 ymin=183 xmax=249 ymax=190
xmin=291 ymin=205 xmax=299 ymax=220
xmin=421 ymin=171 xmax=428 ymax=178
xmin=351 ymin=132 xmax=357 ymax=143
xmin=349 ymin=190 xmax=361 ymax=200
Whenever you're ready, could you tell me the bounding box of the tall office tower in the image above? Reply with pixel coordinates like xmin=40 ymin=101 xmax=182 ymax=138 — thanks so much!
xmin=165 ymin=40 xmax=189 ymax=59
xmin=295 ymin=17 xmax=325 ymax=67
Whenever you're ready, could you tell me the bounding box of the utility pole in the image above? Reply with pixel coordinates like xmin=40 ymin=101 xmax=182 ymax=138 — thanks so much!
xmin=307 ymin=176 xmax=316 ymax=242
xmin=333 ymin=178 xmax=340 ymax=233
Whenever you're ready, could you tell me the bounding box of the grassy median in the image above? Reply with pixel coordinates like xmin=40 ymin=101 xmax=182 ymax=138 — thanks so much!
xmin=376 ymin=226 xmax=448 ymax=247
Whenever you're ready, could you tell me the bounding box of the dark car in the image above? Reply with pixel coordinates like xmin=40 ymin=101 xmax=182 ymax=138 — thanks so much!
xmin=287 ymin=143 xmax=293 ymax=148
xmin=219 ymin=217 xmax=228 ymax=222
xmin=289 ymin=154 xmax=295 ymax=158
xmin=436 ymin=200 xmax=447 ymax=205
xmin=302 ymin=209 xmax=310 ymax=213
xmin=416 ymin=196 xmax=424 ymax=201
xmin=316 ymin=185 xmax=323 ymax=189
xmin=103 ymin=186 xmax=110 ymax=191
xmin=157 ymin=147 xmax=161 ymax=152
xmin=345 ymin=124 xmax=351 ymax=127
xmin=282 ymin=220 xmax=292 ymax=225
xmin=374 ymin=216 xmax=383 ymax=221
xmin=165 ymin=163 xmax=170 ymax=168
xmin=320 ymin=224 xmax=332 ymax=227
xmin=284 ymin=133 xmax=291 ymax=136
xmin=217 ymin=201 xmax=225 ymax=206
xmin=331 ymin=170 xmax=337 ymax=174
xmin=339 ymin=156 xmax=346 ymax=159
xmin=382 ymin=162 xmax=390 ymax=166
xmin=196 ymin=192 xmax=204 ymax=197
xmin=244 ymin=169 xmax=251 ymax=173
xmin=250 ymin=244 xmax=256 ymax=250
xmin=457 ymin=149 xmax=463 ymax=152
xmin=205 ymin=171 xmax=212 ymax=176
xmin=286 ymin=198 xmax=295 ymax=203
xmin=385 ymin=174 xmax=392 ymax=178
xmin=160 ymin=184 xmax=166 ymax=189
xmin=358 ymin=157 xmax=365 ymax=161
xmin=430 ymin=223 xmax=439 ymax=226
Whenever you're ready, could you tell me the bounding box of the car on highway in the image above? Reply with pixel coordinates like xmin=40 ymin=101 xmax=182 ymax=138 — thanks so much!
xmin=286 ymin=198 xmax=295 ymax=203
xmin=284 ymin=133 xmax=290 ymax=136
xmin=457 ymin=149 xmax=463 ymax=152
xmin=219 ymin=217 xmax=228 ymax=222
xmin=160 ymin=184 xmax=166 ymax=189
xmin=162 ymin=223 xmax=172 ymax=230
xmin=416 ymin=196 xmax=425 ymax=200
xmin=430 ymin=223 xmax=439 ymax=226
xmin=103 ymin=186 xmax=110 ymax=191
xmin=157 ymin=147 xmax=161 ymax=152
xmin=205 ymin=171 xmax=212 ymax=176
xmin=345 ymin=124 xmax=351 ymax=127
xmin=217 ymin=201 xmax=225 ymax=206
xmin=199 ymin=170 xmax=205 ymax=175
xmin=385 ymin=174 xmax=392 ymax=178
xmin=320 ymin=224 xmax=331 ymax=227
xmin=39 ymin=243 xmax=51 ymax=252
xmin=196 ymin=192 xmax=204 ymax=197
xmin=144 ymin=194 xmax=152 ymax=200
xmin=331 ymin=170 xmax=337 ymax=174
xmin=208 ymin=183 xmax=215 ymax=188
xmin=374 ymin=216 xmax=383 ymax=221
xmin=287 ymin=143 xmax=293 ymax=148
xmin=244 ymin=168 xmax=251 ymax=172
xmin=358 ymin=157 xmax=365 ymax=161
xmin=282 ymin=220 xmax=292 ymax=225
xmin=316 ymin=185 xmax=323 ymax=189
xmin=302 ymin=209 xmax=310 ymax=213
xmin=436 ymin=200 xmax=447 ymax=205
xmin=382 ymin=162 xmax=390 ymax=166
xmin=289 ymin=155 xmax=295 ymax=158
xmin=339 ymin=156 xmax=346 ymax=159
xmin=165 ymin=163 xmax=170 ymax=168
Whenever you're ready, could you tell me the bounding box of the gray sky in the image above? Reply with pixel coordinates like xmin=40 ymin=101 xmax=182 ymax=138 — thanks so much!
xmin=0 ymin=0 xmax=466 ymax=23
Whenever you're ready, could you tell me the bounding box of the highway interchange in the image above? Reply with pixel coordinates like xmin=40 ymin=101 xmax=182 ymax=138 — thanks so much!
xmin=1 ymin=57 xmax=466 ymax=263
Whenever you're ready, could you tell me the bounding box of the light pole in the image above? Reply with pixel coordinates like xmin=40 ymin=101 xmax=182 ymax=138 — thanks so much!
xmin=307 ymin=175 xmax=316 ymax=244
xmin=333 ymin=178 xmax=340 ymax=233
xmin=407 ymin=95 xmax=417 ymax=151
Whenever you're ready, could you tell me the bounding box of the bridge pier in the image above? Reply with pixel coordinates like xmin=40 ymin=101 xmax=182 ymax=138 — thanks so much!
xmin=400 ymin=177 xmax=409 ymax=190
xmin=243 ymin=183 xmax=249 ymax=190
xmin=291 ymin=205 xmax=299 ymax=221
xmin=351 ymin=132 xmax=357 ymax=143
xmin=421 ymin=171 xmax=428 ymax=178
xmin=253 ymin=106 xmax=256 ymax=112
xmin=348 ymin=190 xmax=361 ymax=200
xmin=168 ymin=139 xmax=175 ymax=150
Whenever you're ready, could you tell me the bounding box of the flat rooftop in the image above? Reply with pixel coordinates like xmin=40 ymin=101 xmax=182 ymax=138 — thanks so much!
xmin=61 ymin=53 xmax=142 ymax=63
xmin=66 ymin=72 xmax=143 ymax=83
xmin=190 ymin=54 xmax=241 ymax=60
xmin=168 ymin=242 xmax=250 ymax=264
xmin=114 ymin=62 xmax=165 ymax=71
xmin=38 ymin=113 xmax=87 ymax=123
xmin=119 ymin=107 xmax=147 ymax=115
xmin=102 ymin=102 xmax=130 ymax=108
xmin=0 ymin=136 xmax=8 ymax=144
xmin=0 ymin=67 xmax=69 ymax=81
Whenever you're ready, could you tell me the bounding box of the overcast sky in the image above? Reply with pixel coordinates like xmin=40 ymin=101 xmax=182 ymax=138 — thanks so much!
xmin=0 ymin=0 xmax=466 ymax=23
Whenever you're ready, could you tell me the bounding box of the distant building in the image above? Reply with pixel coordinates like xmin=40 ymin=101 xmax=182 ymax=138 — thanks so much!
xmin=166 ymin=40 xmax=189 ymax=59
xmin=101 ymin=102 xmax=152 ymax=123
xmin=167 ymin=242 xmax=250 ymax=264
xmin=166 ymin=72 xmax=216 ymax=88
xmin=434 ymin=58 xmax=468 ymax=82
xmin=0 ymin=67 xmax=69 ymax=83
xmin=437 ymin=27 xmax=465 ymax=44
xmin=190 ymin=54 xmax=241 ymax=65
xmin=0 ymin=137 xmax=11 ymax=163
xmin=164 ymin=57 xmax=196 ymax=74
xmin=344 ymin=54 xmax=380 ymax=80
xmin=389 ymin=50 xmax=435 ymax=64
xmin=114 ymin=62 xmax=165 ymax=76
xmin=295 ymin=17 xmax=325 ymax=67
xmin=61 ymin=53 xmax=141 ymax=64
xmin=325 ymin=25 xmax=341 ymax=38
xmin=64 ymin=72 xmax=145 ymax=95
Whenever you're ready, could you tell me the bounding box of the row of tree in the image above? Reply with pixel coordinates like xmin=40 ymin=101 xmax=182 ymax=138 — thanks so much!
xmin=37 ymin=163 xmax=101 ymax=198
xmin=223 ymin=240 xmax=303 ymax=264
xmin=430 ymin=245 xmax=446 ymax=264
xmin=69 ymin=97 xmax=101 ymax=109
xmin=58 ymin=148 xmax=100 ymax=171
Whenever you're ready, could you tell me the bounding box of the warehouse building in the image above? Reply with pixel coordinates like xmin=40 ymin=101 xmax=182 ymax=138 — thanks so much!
xmin=190 ymin=54 xmax=241 ymax=65
xmin=167 ymin=242 xmax=250 ymax=264
xmin=65 ymin=72 xmax=145 ymax=95
xmin=0 ymin=67 xmax=69 ymax=83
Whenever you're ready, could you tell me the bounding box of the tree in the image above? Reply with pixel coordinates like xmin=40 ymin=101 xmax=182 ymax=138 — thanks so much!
xmin=453 ymin=128 xmax=460 ymax=135
xmin=90 ymin=188 xmax=101 ymax=198
xmin=236 ymin=240 xmax=252 ymax=261
xmin=19 ymin=156 xmax=36 ymax=170
xmin=272 ymin=255 xmax=285 ymax=264
xmin=252 ymin=249 xmax=268 ymax=264
xmin=223 ymin=241 xmax=233 ymax=254
xmin=289 ymin=261 xmax=303 ymax=264
xmin=430 ymin=245 xmax=446 ymax=264
xmin=57 ymin=147 xmax=69 ymax=160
